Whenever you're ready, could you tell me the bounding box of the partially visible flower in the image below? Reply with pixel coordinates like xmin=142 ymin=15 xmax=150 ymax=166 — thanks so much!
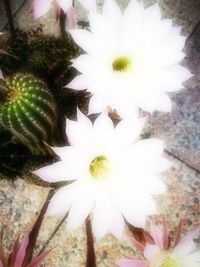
xmin=0 ymin=191 xmax=53 ymax=267
xmin=33 ymin=0 xmax=96 ymax=25
xmin=0 ymin=234 xmax=51 ymax=267
xmin=68 ymin=0 xmax=192 ymax=118
xmin=117 ymin=220 xmax=200 ymax=267
xmin=33 ymin=111 xmax=171 ymax=240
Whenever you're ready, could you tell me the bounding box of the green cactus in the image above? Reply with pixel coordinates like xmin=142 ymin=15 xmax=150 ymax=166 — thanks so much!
xmin=0 ymin=73 xmax=57 ymax=155
xmin=27 ymin=35 xmax=78 ymax=79
xmin=0 ymin=30 xmax=79 ymax=84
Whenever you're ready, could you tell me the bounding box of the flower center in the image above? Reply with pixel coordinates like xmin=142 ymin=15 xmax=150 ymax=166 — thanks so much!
xmin=159 ymin=256 xmax=179 ymax=267
xmin=8 ymin=89 xmax=20 ymax=101
xmin=89 ymin=156 xmax=111 ymax=179
xmin=112 ymin=56 xmax=132 ymax=72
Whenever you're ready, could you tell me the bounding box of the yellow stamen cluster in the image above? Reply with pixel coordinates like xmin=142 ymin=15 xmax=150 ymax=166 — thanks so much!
xmin=112 ymin=57 xmax=132 ymax=72
xmin=89 ymin=156 xmax=111 ymax=179
xmin=159 ymin=256 xmax=179 ymax=267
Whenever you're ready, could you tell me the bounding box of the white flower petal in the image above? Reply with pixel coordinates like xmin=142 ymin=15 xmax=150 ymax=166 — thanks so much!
xmin=154 ymin=65 xmax=192 ymax=92
xmin=153 ymin=93 xmax=172 ymax=112
xmin=111 ymin=96 xmax=139 ymax=119
xmin=110 ymin=211 xmax=125 ymax=239
xmin=92 ymin=198 xmax=112 ymax=240
xmin=33 ymin=0 xmax=53 ymax=18
xmin=67 ymin=189 xmax=94 ymax=231
xmin=93 ymin=113 xmax=115 ymax=147
xmin=138 ymin=92 xmax=172 ymax=113
xmin=144 ymin=3 xmax=161 ymax=21
xmin=51 ymin=146 xmax=86 ymax=179
xmin=103 ymin=0 xmax=122 ymax=28
xmin=126 ymin=138 xmax=164 ymax=160
xmin=174 ymin=228 xmax=200 ymax=255
xmin=149 ymin=28 xmax=186 ymax=67
xmin=68 ymin=29 xmax=94 ymax=54
xmin=125 ymin=139 xmax=168 ymax=177
xmin=89 ymin=12 xmax=110 ymax=36
xmin=66 ymin=74 xmax=88 ymax=91
xmin=124 ymin=0 xmax=143 ymax=28
xmin=122 ymin=0 xmax=143 ymax=48
xmin=88 ymin=12 xmax=119 ymax=51
xmin=144 ymin=244 xmax=160 ymax=260
xmin=72 ymin=55 xmax=99 ymax=77
xmin=47 ymin=183 xmax=78 ymax=215
xmin=145 ymin=157 xmax=173 ymax=175
xmin=88 ymin=94 xmax=109 ymax=115
xmin=119 ymin=189 xmax=157 ymax=228
xmin=166 ymin=27 xmax=187 ymax=51
xmin=115 ymin=117 xmax=145 ymax=148
xmin=142 ymin=4 xmax=172 ymax=49
xmin=57 ymin=0 xmax=72 ymax=12
xmin=66 ymin=110 xmax=93 ymax=146
xmin=122 ymin=208 xmax=147 ymax=229
xmin=184 ymin=251 xmax=200 ymax=261
xmin=139 ymin=175 xmax=166 ymax=195
xmin=33 ymin=161 xmax=70 ymax=182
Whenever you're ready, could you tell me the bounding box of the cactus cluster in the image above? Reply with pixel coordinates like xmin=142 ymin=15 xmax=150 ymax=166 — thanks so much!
xmin=0 ymin=73 xmax=57 ymax=155
xmin=27 ymin=35 xmax=78 ymax=78
xmin=0 ymin=30 xmax=78 ymax=82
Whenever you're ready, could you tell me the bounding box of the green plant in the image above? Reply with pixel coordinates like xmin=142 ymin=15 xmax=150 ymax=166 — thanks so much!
xmin=0 ymin=30 xmax=78 ymax=84
xmin=27 ymin=35 xmax=78 ymax=80
xmin=0 ymin=73 xmax=57 ymax=155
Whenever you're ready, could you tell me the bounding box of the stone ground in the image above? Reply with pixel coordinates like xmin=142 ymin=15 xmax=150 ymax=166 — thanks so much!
xmin=0 ymin=0 xmax=200 ymax=266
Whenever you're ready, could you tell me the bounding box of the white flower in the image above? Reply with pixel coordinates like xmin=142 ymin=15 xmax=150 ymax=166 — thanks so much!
xmin=68 ymin=0 xmax=192 ymax=118
xmin=33 ymin=111 xmax=171 ymax=240
xmin=33 ymin=0 xmax=96 ymax=19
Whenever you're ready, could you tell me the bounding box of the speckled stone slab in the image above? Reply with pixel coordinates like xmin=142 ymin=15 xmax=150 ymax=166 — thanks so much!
xmin=0 ymin=0 xmax=200 ymax=266
xmin=0 ymin=177 xmax=49 ymax=255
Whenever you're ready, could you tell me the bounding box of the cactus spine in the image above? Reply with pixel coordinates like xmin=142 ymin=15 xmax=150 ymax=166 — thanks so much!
xmin=0 ymin=73 xmax=57 ymax=155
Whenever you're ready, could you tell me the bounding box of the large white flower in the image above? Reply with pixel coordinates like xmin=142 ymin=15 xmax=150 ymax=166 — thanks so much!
xmin=68 ymin=0 xmax=192 ymax=117
xmin=33 ymin=111 xmax=171 ymax=239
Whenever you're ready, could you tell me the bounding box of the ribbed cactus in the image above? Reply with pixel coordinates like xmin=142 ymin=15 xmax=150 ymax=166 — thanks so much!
xmin=27 ymin=35 xmax=78 ymax=78
xmin=0 ymin=73 xmax=57 ymax=155
xmin=0 ymin=30 xmax=78 ymax=83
